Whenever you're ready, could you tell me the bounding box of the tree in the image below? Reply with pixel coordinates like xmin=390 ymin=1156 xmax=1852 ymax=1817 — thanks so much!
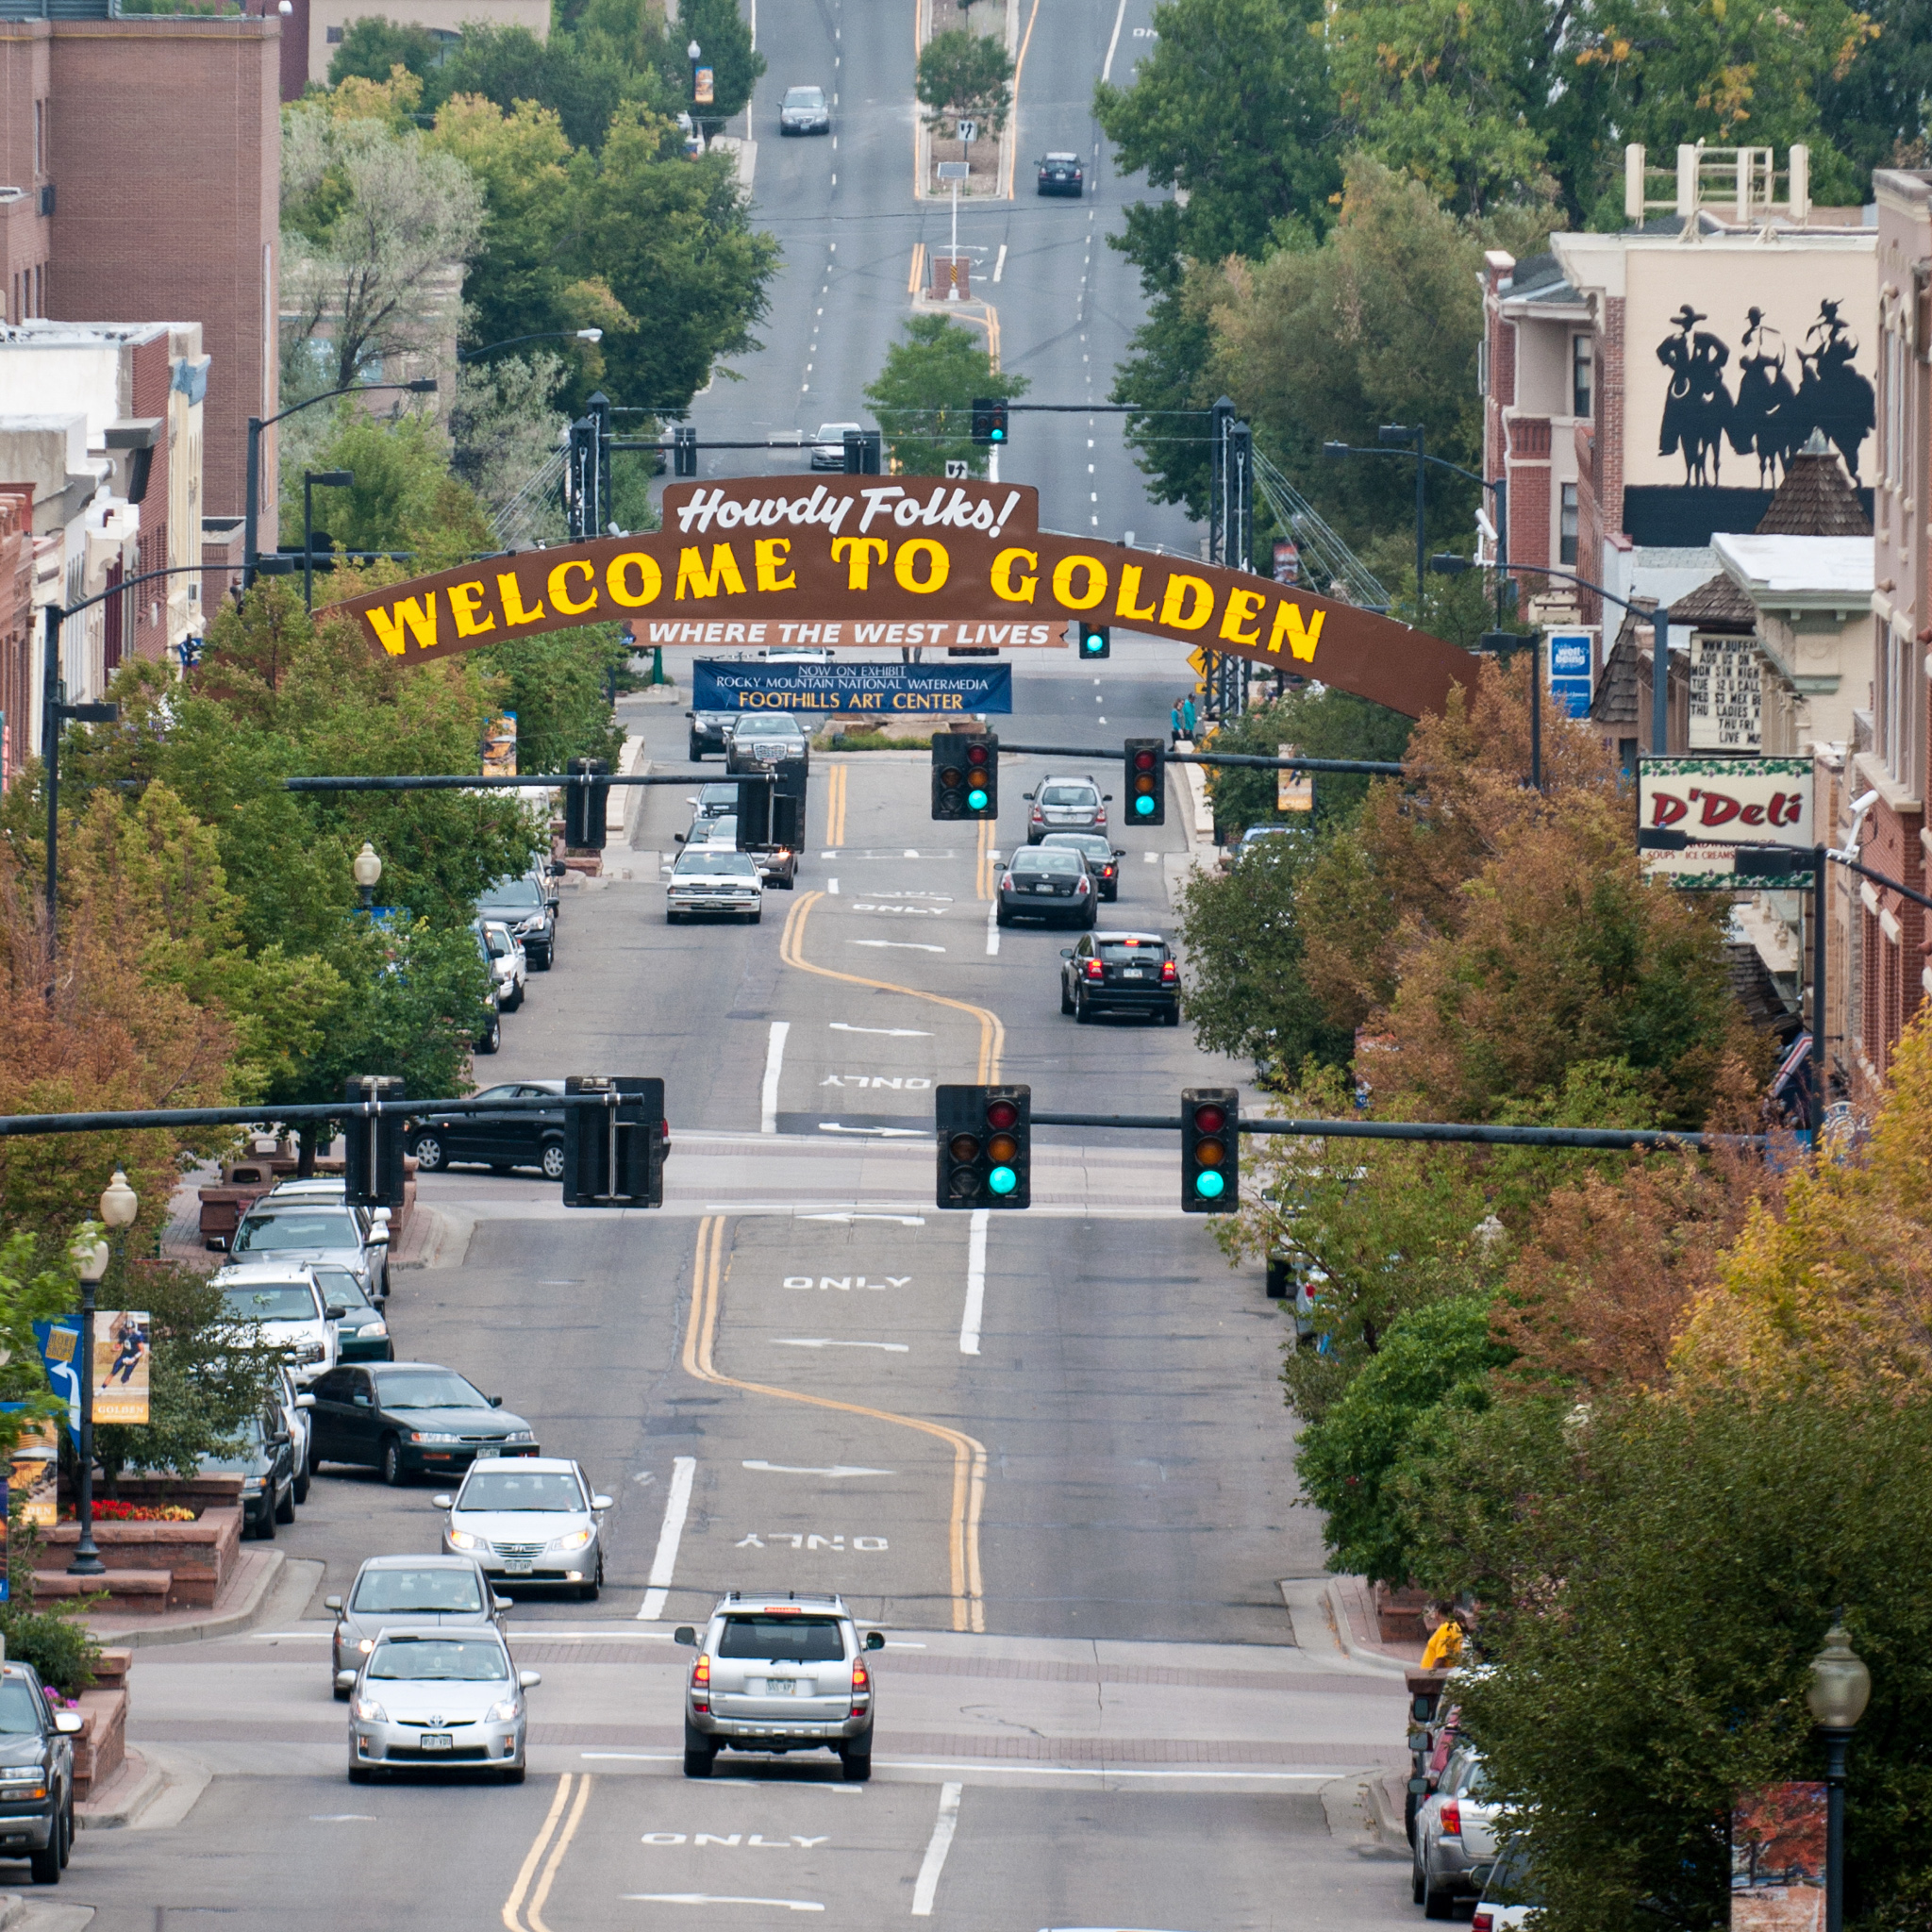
xmin=676 ymin=0 xmax=768 ymax=132
xmin=472 ymin=627 xmax=628 ymax=776
xmin=1815 ymin=0 xmax=1932 ymax=194
xmin=863 ymin=314 xmax=1029 ymax=477
xmin=326 ymin=16 xmax=441 ymax=89
xmin=448 ymin=351 xmax=571 ymax=525
xmin=1195 ymin=686 xmax=1413 ymax=837
xmin=427 ymin=22 xmax=679 ymax=153
xmin=281 ymin=97 xmax=486 ymax=398
xmin=915 ymin=31 xmax=1015 ymax=137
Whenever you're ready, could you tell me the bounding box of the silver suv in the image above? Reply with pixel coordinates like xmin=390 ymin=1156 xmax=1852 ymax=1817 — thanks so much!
xmin=1024 ymin=773 xmax=1109 ymax=843
xmin=674 ymin=1592 xmax=884 ymax=1781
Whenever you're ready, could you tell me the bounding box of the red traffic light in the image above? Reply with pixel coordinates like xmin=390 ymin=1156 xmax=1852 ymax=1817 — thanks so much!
xmin=1132 ymin=749 xmax=1157 ymax=772
xmin=1192 ymin=1103 xmax=1225 ymax=1134
xmin=967 ymin=742 xmax=990 ymax=766
xmin=986 ymin=1099 xmax=1019 ymax=1131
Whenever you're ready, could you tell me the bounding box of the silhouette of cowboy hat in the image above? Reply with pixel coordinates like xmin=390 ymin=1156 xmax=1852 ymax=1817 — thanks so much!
xmin=1744 ymin=307 xmax=1767 ymax=325
xmin=1669 ymin=305 xmax=1707 ymax=327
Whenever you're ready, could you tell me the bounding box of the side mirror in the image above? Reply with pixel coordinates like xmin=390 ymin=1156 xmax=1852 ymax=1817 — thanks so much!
xmin=1114 ymin=849 xmax=1125 ymax=858
xmin=863 ymin=1630 xmax=885 ymax=1651
xmin=295 ymin=1392 xmax=316 ymax=1408
xmin=53 ymin=1711 xmax=83 ymax=1736
xmin=367 ymin=1229 xmax=389 ymax=1246
xmin=548 ymin=861 xmax=567 ymax=877
xmin=519 ymin=1670 xmax=542 ymax=1690
xmin=494 ymin=1594 xmax=513 ymax=1612
xmin=1023 ymin=791 xmax=1035 ymax=801
xmin=1102 ymin=793 xmax=1114 ymax=802
xmin=673 ymin=1625 xmax=697 ymax=1647
xmin=371 ymin=1208 xmax=391 ymax=1227
xmin=1059 ymin=948 xmax=1073 ymax=958
xmin=325 ymin=1306 xmax=347 ymax=1322
xmin=488 ymin=1394 xmax=503 ymax=1407
xmin=325 ymin=1594 xmax=343 ymax=1613
xmin=591 ymin=1494 xmax=613 ymax=1511
xmin=337 ymin=1669 xmax=358 ymax=1691
xmin=674 ymin=832 xmax=686 ymax=843
xmin=431 ymin=1493 xmax=455 ymax=1509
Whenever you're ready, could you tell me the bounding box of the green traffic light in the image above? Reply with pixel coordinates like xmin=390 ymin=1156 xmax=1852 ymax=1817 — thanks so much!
xmin=1134 ymin=796 xmax=1155 ymax=816
xmin=989 ymin=1165 xmax=1017 ymax=1195
xmin=967 ymin=787 xmax=989 ymax=810
xmin=1194 ymin=1170 xmax=1224 ymax=1199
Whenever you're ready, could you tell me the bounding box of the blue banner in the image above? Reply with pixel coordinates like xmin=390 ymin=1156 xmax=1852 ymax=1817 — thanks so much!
xmin=693 ymin=660 xmax=1012 ymax=716
xmin=32 ymin=1322 xmax=81 ymax=1449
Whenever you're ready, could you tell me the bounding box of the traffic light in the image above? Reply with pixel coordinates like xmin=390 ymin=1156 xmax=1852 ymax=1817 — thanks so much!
xmin=970 ymin=398 xmax=1008 ymax=446
xmin=562 ymin=1076 xmax=666 ymax=1208
xmin=1181 ymin=1088 xmax=1239 ymax=1213
xmin=1124 ymin=739 xmax=1165 ymax=825
xmin=564 ymin=757 xmax=610 ymax=850
xmin=930 ymin=731 xmax=998 ymax=821
xmin=1078 ymin=624 xmax=1110 ymax=660
xmin=842 ymin=429 xmax=882 ymax=475
xmin=673 ymin=426 xmax=698 ymax=478
xmin=342 ymin=1075 xmax=407 ymax=1208
xmin=936 ymin=1085 xmax=1031 ymax=1209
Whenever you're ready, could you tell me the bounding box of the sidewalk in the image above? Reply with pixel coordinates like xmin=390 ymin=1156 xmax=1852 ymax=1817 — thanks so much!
xmin=86 ymin=1549 xmax=319 ymax=1652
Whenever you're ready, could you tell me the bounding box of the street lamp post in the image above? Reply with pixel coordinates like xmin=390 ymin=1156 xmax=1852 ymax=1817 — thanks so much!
xmin=353 ymin=842 xmax=383 ymax=910
xmin=689 ymin=40 xmax=703 ymax=134
xmin=1377 ymin=424 xmax=1427 ymax=606
xmin=303 ymin=470 xmax=355 ymax=614
xmin=68 ymin=1168 xmax=138 ymax=1578
xmin=1807 ymin=1617 xmax=1871 ymax=1932
xmin=244 ymin=378 xmax=439 ymax=591
xmin=457 ymin=330 xmax=604 ymax=365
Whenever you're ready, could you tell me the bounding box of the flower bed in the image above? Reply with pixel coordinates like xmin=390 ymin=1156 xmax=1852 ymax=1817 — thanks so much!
xmin=60 ymin=1502 xmax=195 ymax=1524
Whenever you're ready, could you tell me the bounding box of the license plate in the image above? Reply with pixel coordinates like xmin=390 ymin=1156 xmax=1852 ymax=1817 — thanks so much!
xmin=503 ymin=1560 xmax=534 ymax=1575
xmin=420 ymin=1733 xmax=453 ymax=1751
xmin=1033 ymin=885 xmax=1055 ymax=893
xmin=765 ymin=1679 xmax=796 ymax=1695
xmin=1123 ymin=970 xmax=1146 ymax=980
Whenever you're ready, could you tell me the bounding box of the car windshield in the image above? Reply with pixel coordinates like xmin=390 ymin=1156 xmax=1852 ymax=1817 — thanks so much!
xmin=479 ymin=877 xmax=543 ymax=909
xmin=232 ymin=1210 xmax=358 ymax=1254
xmin=314 ymin=1266 xmax=375 ymax=1310
xmin=478 ymin=926 xmax=512 ymax=958
xmin=1099 ymin=941 xmax=1166 ymax=960
xmin=199 ymin=1418 xmax=269 ymax=1474
xmin=737 ymin=719 xmax=804 ymax=738
xmin=352 ymin=1567 xmax=486 ymax=1615
xmin=677 ymin=852 xmax=758 ymax=876
xmin=376 ymin=1369 xmax=491 ymax=1410
xmin=1482 ymin=1841 xmax=1542 ymax=1907
xmin=0 ymin=1682 xmax=42 ymax=1735
xmin=1041 ymin=835 xmax=1110 ymax=858
xmin=785 ymin=87 xmax=824 ymax=106
xmin=697 ymin=785 xmax=739 ymax=810
xmin=717 ymin=1615 xmax=845 ymax=1662
xmin=221 ymin=1282 xmax=319 ymax=1322
xmin=696 ymin=819 xmax=739 ymax=843
xmin=458 ymin=1471 xmax=582 ymax=1512
xmin=1013 ymin=850 xmax=1080 ymax=874
xmin=367 ymin=1637 xmax=508 ymax=1682
xmin=814 ymin=424 xmax=861 ymax=442
xmin=1041 ymin=785 xmax=1096 ymax=806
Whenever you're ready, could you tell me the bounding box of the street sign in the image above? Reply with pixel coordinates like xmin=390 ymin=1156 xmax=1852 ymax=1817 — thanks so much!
xmin=936 ymin=161 xmax=971 ymax=181
xmin=956 ymin=120 xmax=977 ymax=145
xmin=1637 ymin=757 xmax=1812 ymax=887
xmin=945 ymin=459 xmax=969 ymax=479
xmin=1187 ymin=647 xmax=1209 ymax=677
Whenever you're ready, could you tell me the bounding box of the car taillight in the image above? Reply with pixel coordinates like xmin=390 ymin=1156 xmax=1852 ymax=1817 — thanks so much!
xmin=1440 ymin=1800 xmax=1462 ymax=1838
xmin=1030 ymin=807 xmax=1043 ymax=818
xmin=691 ymin=1654 xmax=710 ymax=1712
xmin=850 ymin=1659 xmax=870 ymax=1715
xmin=1074 ymin=874 xmax=1090 ymax=892
xmin=1084 ymin=959 xmax=1104 ymax=981
xmin=1473 ymin=1913 xmax=1493 ymax=1931
xmin=1159 ymin=960 xmax=1177 ymax=985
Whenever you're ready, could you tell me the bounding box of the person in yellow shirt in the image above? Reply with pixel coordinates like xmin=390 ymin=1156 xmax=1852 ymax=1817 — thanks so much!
xmin=1419 ymin=1601 xmax=1464 ymax=1671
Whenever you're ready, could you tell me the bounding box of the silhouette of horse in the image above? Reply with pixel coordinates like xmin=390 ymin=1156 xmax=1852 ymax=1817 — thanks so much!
xmin=1795 ymin=300 xmax=1874 ymax=482
xmin=1728 ymin=308 xmax=1800 ymax=486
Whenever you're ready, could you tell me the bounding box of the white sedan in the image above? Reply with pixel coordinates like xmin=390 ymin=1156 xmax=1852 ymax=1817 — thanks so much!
xmin=667 ymin=847 xmax=765 ymax=924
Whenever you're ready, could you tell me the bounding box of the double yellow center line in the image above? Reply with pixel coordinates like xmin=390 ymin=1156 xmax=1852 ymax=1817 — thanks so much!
xmin=823 ymin=760 xmax=849 ymax=848
xmin=502 ymin=1772 xmax=593 ymax=1931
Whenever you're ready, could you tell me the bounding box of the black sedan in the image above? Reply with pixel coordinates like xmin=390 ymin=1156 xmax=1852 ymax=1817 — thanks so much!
xmin=1037 ymin=151 xmax=1084 ymax=195
xmin=199 ymin=1409 xmax=298 ymax=1538
xmin=408 ymin=1081 xmax=566 ymax=1181
xmin=688 ymin=709 xmax=737 ymax=760
xmin=307 ymin=1361 xmax=539 ymax=1487
xmin=1038 ymin=831 xmax=1122 ymax=900
xmin=0 ymin=1663 xmax=81 ymax=1886
xmin=1059 ymin=930 xmax=1181 ymax=1024
xmin=996 ymin=846 xmax=1097 ymax=928
xmin=475 ymin=873 xmax=557 ymax=970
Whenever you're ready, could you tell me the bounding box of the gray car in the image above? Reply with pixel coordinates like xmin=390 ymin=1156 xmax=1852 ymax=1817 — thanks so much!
xmin=675 ymin=1591 xmax=885 ymax=1781
xmin=344 ymin=1629 xmax=538 ymax=1784
xmin=1024 ymin=774 xmax=1109 ymax=843
xmin=688 ymin=710 xmax=738 ymax=760
xmin=227 ymin=1201 xmax=390 ymax=1307
xmin=435 ymin=1457 xmax=611 ymax=1600
xmin=475 ymin=872 xmax=557 ymax=971
xmin=779 ymin=83 xmax=830 ymax=134
xmin=1413 ymin=1745 xmax=1504 ymax=1917
xmin=325 ymin=1553 xmax=508 ymax=1699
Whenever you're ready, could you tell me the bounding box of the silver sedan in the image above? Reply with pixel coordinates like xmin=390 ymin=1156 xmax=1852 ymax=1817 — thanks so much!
xmin=346 ymin=1630 xmax=538 ymax=1784
xmin=435 ymin=1457 xmax=612 ymax=1600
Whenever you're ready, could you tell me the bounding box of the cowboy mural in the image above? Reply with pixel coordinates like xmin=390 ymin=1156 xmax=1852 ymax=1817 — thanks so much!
xmin=1657 ymin=305 xmax=1732 ymax=485
xmin=1795 ymin=299 xmax=1874 ymax=481
xmin=1728 ymin=307 xmax=1801 ymax=486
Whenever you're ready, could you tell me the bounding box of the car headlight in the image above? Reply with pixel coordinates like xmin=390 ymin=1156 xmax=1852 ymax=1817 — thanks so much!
xmin=448 ymin=1527 xmax=485 ymax=1551
xmin=411 ymin=1431 xmax=459 ymax=1445
xmin=354 ymin=1696 xmax=388 ymax=1724
xmin=549 ymin=1526 xmax=593 ymax=1552
xmin=502 ymin=1429 xmax=535 ymax=1444
xmin=358 ymin=1638 xmax=375 ymax=1654
xmin=242 ymin=1476 xmax=264 ymax=1494
xmin=359 ymin=1321 xmax=389 ymax=1338
xmin=487 ymin=1699 xmax=520 ymax=1724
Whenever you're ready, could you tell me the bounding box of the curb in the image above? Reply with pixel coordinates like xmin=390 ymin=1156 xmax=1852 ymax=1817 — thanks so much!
xmin=76 ymin=1748 xmax=163 ymax=1831
xmin=91 ymin=1549 xmax=313 ymax=1653
xmin=1319 ymin=1580 xmax=1416 ymax=1679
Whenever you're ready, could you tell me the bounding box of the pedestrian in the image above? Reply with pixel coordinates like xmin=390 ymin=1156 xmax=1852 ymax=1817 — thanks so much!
xmin=1181 ymin=692 xmax=1196 ymax=739
xmin=1419 ymin=1600 xmax=1464 ymax=1671
xmin=1170 ymin=697 xmax=1184 ymax=745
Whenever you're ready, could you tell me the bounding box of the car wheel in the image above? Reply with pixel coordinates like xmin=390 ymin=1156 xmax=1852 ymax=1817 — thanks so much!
xmin=275 ymin=1481 xmax=296 ymax=1525
xmin=410 ymin=1134 xmax=444 ymax=1173
xmin=683 ymin=1724 xmax=717 ymax=1779
xmin=1060 ymin=978 xmax=1074 ymax=1016
xmin=348 ymin=1763 xmax=374 ymax=1784
xmin=1421 ymin=1864 xmax=1455 ymax=1920
xmin=379 ymin=1437 xmax=405 ymax=1487
xmin=293 ymin=1466 xmax=310 ymax=1506
xmin=667 ymin=910 xmax=686 ymax=925
xmin=689 ymin=738 xmax=706 ymax=761
xmin=334 ymin=1680 xmax=352 ymax=1703
xmin=505 ymin=984 xmax=524 ymax=1012
xmin=1074 ymin=992 xmax=1091 ymax=1024
xmin=476 ymin=1016 xmax=501 ymax=1056
xmin=531 ymin=947 xmax=552 ymax=971
xmin=1162 ymin=1005 xmax=1180 ymax=1027
xmin=255 ymin=1495 xmax=275 ymax=1541
xmin=1082 ymin=902 xmax=1099 ymax=929
xmin=58 ymin=1798 xmax=70 ymax=1869
xmin=503 ymin=1763 xmax=527 ymax=1784
xmin=840 ymin=1741 xmax=873 ymax=1783
xmin=995 ymin=905 xmax=1011 ymax=926
xmin=29 ymin=1822 xmax=59 ymax=1886
xmin=748 ymin=908 xmax=762 ymax=924
xmin=1412 ymin=1857 xmax=1426 ymax=1906
xmin=540 ymin=1141 xmax=567 ymax=1182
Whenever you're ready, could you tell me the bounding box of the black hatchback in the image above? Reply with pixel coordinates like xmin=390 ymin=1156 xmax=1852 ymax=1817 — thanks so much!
xmin=408 ymin=1081 xmax=566 ymax=1181
xmin=1060 ymin=930 xmax=1180 ymax=1024
xmin=1037 ymin=152 xmax=1084 ymax=195
xmin=307 ymin=1361 xmax=539 ymax=1487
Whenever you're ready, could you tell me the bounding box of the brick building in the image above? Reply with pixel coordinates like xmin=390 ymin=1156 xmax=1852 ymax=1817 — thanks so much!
xmin=0 ymin=8 xmax=280 ymax=546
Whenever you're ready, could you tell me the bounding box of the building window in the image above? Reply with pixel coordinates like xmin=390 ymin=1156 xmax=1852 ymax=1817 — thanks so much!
xmin=1877 ymin=619 xmax=1928 ymax=796
xmin=34 ymin=101 xmax=44 ymax=178
xmin=1559 ymin=484 xmax=1579 ymax=567
xmin=325 ymin=25 xmax=343 ymax=41
xmin=1572 ymin=334 xmax=1592 ymax=419
xmin=1477 ymin=338 xmax=1490 ymax=399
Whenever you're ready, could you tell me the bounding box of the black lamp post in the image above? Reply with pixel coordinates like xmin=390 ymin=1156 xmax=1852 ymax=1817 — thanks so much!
xmin=1807 ymin=1616 xmax=1871 ymax=1932
xmin=458 ymin=330 xmax=604 ymax=364
xmin=67 ymin=1167 xmax=137 ymax=1576
xmin=353 ymin=841 xmax=383 ymax=910
xmin=303 ymin=469 xmax=354 ymax=613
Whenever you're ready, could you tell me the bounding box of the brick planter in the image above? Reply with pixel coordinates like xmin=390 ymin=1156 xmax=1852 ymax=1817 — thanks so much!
xmin=73 ymin=1689 xmax=126 ymax=1799
xmin=36 ymin=1475 xmax=242 ymax=1611
xmin=1374 ymin=1582 xmax=1432 ymax=1645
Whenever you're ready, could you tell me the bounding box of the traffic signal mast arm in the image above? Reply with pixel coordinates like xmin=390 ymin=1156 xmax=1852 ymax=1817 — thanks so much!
xmin=987 ymin=741 xmax=1407 ymax=777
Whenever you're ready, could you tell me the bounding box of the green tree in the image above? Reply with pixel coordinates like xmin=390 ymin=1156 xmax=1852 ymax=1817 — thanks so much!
xmin=915 ymin=30 xmax=1015 ymax=137
xmin=863 ymin=314 xmax=1029 ymax=477
xmin=1197 ymin=687 xmax=1414 ymax=837
xmin=472 ymin=627 xmax=628 ymax=775
xmin=676 ymin=0 xmax=768 ymax=131
xmin=1815 ymin=0 xmax=1932 ymax=193
xmin=326 ymin=16 xmax=441 ymax=89
xmin=427 ymin=22 xmax=679 ymax=152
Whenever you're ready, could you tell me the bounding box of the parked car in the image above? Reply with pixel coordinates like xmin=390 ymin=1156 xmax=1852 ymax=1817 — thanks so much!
xmin=212 ymin=1262 xmax=341 ymax=1386
xmin=1023 ymin=774 xmax=1108 ymax=843
xmin=1222 ymin=823 xmax=1311 ymax=870
xmin=809 ymin=422 xmax=864 ymax=471
xmin=0 ymin=1661 xmax=82 ymax=1886
xmin=475 ymin=873 xmax=558 ymax=971
xmin=199 ymin=1408 xmax=297 ymax=1539
xmin=475 ymin=988 xmax=502 ymax=1058
xmin=1037 ymin=151 xmax=1084 ymax=194
xmin=1058 ymin=930 xmax=1180 ymax=1024
xmin=674 ymin=1591 xmax=885 ymax=1780
xmin=474 ymin=919 xmax=526 ymax=1013
xmin=408 ymin=1081 xmax=567 ymax=1181
xmin=306 ymin=1361 xmax=539 ymax=1486
xmin=1414 ymin=1746 xmax=1504 ymax=1918
xmin=312 ymin=1263 xmax=392 ymax=1361
xmin=1039 ymin=831 xmax=1122 ymax=900
xmin=1473 ymin=1838 xmax=1542 ymax=1931
xmin=778 ymin=83 xmax=831 ymax=134
xmin=344 ymin=1629 xmax=539 ymax=1784
xmin=269 ymin=1360 xmax=315 ymax=1504
xmin=229 ymin=1198 xmax=391 ymax=1302
xmin=434 ymin=1457 xmax=612 ymax=1600
xmin=325 ymin=1554 xmax=508 ymax=1699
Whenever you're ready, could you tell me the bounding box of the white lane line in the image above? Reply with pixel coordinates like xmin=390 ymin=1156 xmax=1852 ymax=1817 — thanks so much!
xmin=911 ymin=1783 xmax=963 ymax=1916
xmin=993 ymin=243 xmax=1008 ymax=283
xmin=826 ymin=877 xmax=839 ymax=894
xmin=985 ymin=900 xmax=999 ymax=956
xmin=960 ymin=1208 xmax=988 ymax=1355
xmin=637 ymin=1455 xmax=696 ymax=1621
xmin=625 ymin=1899 xmax=824 ymax=1913
xmin=1144 ymin=849 xmax=1158 ymax=861
xmin=852 ymin=940 xmax=946 ymax=954
xmin=760 ymin=1021 xmax=791 ymax=1136
xmin=774 ymin=1339 xmax=910 ymax=1353
xmin=829 ymin=1023 xmax=934 ymax=1037
xmin=742 ymin=1460 xmax=897 ymax=1477
xmin=1101 ymin=0 xmax=1128 ymax=80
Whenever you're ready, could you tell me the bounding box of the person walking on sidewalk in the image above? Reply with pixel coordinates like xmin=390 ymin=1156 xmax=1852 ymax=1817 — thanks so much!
xmin=1170 ymin=698 xmax=1185 ymax=745
xmin=1181 ymin=693 xmax=1197 ymax=739
xmin=1420 ymin=1601 xmax=1464 ymax=1671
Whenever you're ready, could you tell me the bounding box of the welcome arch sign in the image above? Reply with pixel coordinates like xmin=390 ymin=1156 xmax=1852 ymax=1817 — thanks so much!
xmin=327 ymin=477 xmax=1474 ymax=721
